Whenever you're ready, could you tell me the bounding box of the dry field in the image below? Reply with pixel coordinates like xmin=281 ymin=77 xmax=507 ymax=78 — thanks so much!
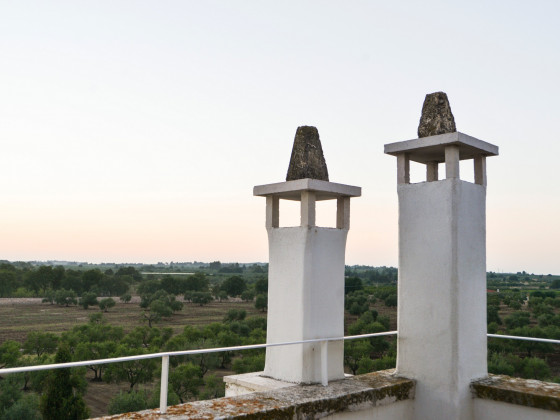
xmin=0 ymin=297 xmax=399 ymax=345
xmin=0 ymin=298 xmax=266 ymax=344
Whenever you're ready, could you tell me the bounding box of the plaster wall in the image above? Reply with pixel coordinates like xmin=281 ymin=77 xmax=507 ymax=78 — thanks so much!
xmin=327 ymin=399 xmax=414 ymax=419
xmin=473 ymin=399 xmax=559 ymax=420
xmin=264 ymin=226 xmax=347 ymax=383
xmin=396 ymin=179 xmax=487 ymax=420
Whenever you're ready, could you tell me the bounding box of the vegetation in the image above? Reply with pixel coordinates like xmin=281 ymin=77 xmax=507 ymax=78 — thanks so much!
xmin=0 ymin=375 xmax=41 ymax=420
xmin=39 ymin=345 xmax=89 ymax=420
xmin=98 ymin=297 xmax=116 ymax=312
xmin=0 ymin=260 xmax=558 ymax=417
xmin=486 ymin=286 xmax=560 ymax=383
xmin=107 ymin=390 xmax=149 ymax=415
xmin=79 ymin=292 xmax=98 ymax=309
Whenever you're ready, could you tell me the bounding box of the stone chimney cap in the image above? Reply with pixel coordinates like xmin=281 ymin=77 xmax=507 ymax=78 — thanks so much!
xmin=286 ymin=126 xmax=329 ymax=181
xmin=418 ymin=92 xmax=457 ymax=138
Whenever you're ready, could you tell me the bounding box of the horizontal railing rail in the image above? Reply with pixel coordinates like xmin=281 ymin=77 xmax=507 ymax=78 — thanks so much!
xmin=0 ymin=331 xmax=398 ymax=375
xmin=1 ymin=331 xmax=558 ymax=414
xmin=487 ymin=333 xmax=560 ymax=344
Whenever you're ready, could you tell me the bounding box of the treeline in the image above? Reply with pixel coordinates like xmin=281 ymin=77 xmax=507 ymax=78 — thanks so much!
xmin=487 ymin=271 xmax=560 ymax=289
xmin=0 ymin=263 xmax=141 ymax=298
xmin=344 ymin=266 xmax=397 ymax=285
xmin=0 ymin=262 xmax=399 ymax=299
xmin=139 ymin=261 xmax=267 ymax=275
xmin=206 ymin=261 xmax=267 ymax=274
xmin=0 ymin=263 xmax=270 ymax=312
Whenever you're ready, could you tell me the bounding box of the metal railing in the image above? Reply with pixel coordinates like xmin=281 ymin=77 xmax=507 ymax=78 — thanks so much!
xmin=0 ymin=331 xmax=397 ymax=414
xmin=487 ymin=333 xmax=560 ymax=344
xmin=1 ymin=331 xmax=558 ymax=415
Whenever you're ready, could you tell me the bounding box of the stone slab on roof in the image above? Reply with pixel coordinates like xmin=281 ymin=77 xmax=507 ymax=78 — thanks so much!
xmin=471 ymin=374 xmax=560 ymax=412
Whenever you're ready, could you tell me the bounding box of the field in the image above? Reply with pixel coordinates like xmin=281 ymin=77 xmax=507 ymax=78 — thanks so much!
xmin=0 ymin=297 xmax=266 ymax=344
xmin=0 ymin=297 xmax=398 ymax=344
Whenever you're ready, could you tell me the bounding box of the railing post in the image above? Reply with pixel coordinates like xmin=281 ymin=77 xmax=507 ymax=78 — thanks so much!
xmin=320 ymin=340 xmax=328 ymax=386
xmin=160 ymin=355 xmax=169 ymax=414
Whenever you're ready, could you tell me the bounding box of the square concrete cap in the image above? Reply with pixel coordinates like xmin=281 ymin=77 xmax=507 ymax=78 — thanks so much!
xmin=253 ymin=178 xmax=361 ymax=201
xmin=384 ymin=132 xmax=499 ymax=164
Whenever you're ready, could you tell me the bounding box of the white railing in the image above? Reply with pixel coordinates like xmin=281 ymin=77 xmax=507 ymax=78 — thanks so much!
xmin=1 ymin=331 xmax=558 ymax=415
xmin=0 ymin=331 xmax=397 ymax=414
xmin=487 ymin=333 xmax=560 ymax=344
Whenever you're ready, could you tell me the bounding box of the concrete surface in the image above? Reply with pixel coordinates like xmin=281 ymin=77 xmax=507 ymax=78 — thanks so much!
xmin=253 ymin=178 xmax=361 ymax=201
xmin=264 ymin=226 xmax=347 ymax=383
xmin=384 ymin=131 xmax=498 ymax=164
xmin=396 ymin=178 xmax=488 ymax=420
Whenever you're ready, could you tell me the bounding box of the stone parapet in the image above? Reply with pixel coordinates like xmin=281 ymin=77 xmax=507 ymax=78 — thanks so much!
xmin=471 ymin=374 xmax=560 ymax=412
xmin=93 ymin=370 xmax=415 ymax=419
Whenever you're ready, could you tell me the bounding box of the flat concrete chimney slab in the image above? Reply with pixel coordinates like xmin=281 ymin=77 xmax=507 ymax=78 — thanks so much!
xmin=253 ymin=178 xmax=361 ymax=201
xmin=384 ymin=132 xmax=498 ymax=164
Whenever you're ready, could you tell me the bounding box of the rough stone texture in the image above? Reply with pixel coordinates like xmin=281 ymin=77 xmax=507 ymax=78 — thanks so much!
xmin=417 ymin=92 xmax=457 ymax=138
xmin=471 ymin=374 xmax=560 ymax=412
xmin=92 ymin=370 xmax=414 ymax=419
xmin=286 ymin=126 xmax=329 ymax=181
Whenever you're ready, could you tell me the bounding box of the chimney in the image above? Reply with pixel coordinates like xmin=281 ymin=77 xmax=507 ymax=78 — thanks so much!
xmin=384 ymin=93 xmax=499 ymax=419
xmin=254 ymin=126 xmax=360 ymax=384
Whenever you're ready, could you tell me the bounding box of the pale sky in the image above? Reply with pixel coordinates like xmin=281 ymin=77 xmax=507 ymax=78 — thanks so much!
xmin=1 ymin=1 xmax=559 ymax=274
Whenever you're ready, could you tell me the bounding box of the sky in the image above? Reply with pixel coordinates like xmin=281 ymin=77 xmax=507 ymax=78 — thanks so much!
xmin=0 ymin=1 xmax=559 ymax=274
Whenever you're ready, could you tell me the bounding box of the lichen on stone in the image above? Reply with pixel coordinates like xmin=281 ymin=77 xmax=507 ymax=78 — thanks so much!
xmin=471 ymin=374 xmax=560 ymax=412
xmin=92 ymin=370 xmax=415 ymax=419
xmin=418 ymin=91 xmax=457 ymax=138
xmin=286 ymin=126 xmax=329 ymax=181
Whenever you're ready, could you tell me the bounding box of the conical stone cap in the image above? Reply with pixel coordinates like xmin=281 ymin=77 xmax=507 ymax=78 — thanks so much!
xmin=418 ymin=92 xmax=457 ymax=138
xmin=286 ymin=126 xmax=329 ymax=181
